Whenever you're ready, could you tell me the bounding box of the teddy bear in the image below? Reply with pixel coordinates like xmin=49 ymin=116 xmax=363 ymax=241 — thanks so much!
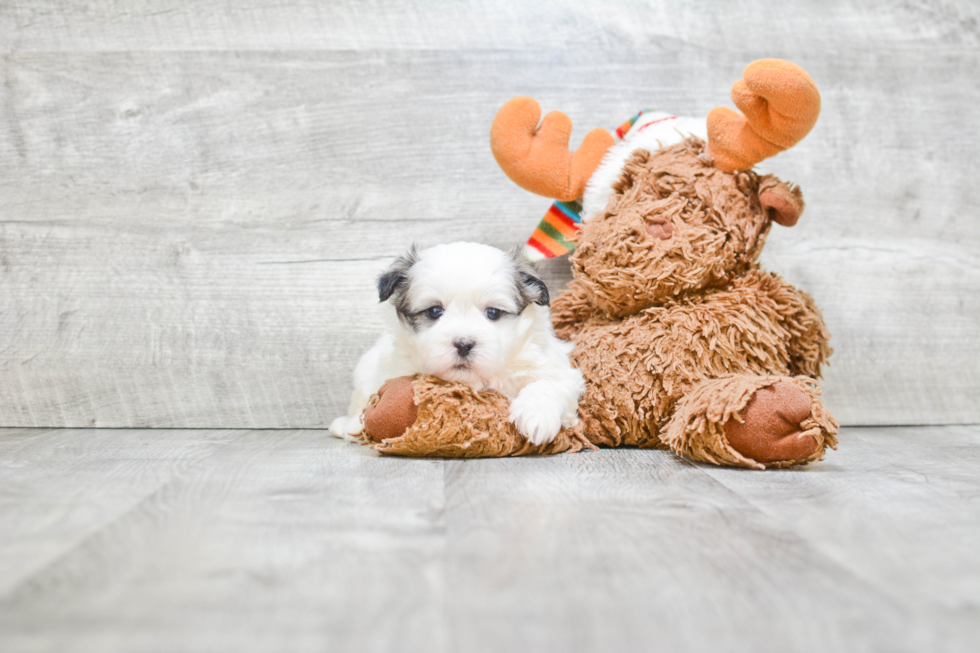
xmin=349 ymin=59 xmax=838 ymax=470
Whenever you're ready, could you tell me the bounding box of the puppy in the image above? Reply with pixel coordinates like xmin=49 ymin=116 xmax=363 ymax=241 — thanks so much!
xmin=329 ymin=242 xmax=585 ymax=445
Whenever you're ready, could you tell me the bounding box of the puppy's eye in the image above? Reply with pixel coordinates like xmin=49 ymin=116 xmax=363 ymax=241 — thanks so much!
xmin=485 ymin=307 xmax=502 ymax=321
xmin=425 ymin=306 xmax=444 ymax=320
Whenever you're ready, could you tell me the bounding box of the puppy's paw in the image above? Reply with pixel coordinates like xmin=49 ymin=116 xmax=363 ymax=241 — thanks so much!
xmin=329 ymin=415 xmax=364 ymax=441
xmin=509 ymin=394 xmax=562 ymax=446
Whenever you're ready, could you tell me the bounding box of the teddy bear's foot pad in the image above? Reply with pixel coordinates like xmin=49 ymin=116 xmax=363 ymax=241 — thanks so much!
xmin=724 ymin=382 xmax=818 ymax=464
xmin=363 ymin=376 xmax=418 ymax=442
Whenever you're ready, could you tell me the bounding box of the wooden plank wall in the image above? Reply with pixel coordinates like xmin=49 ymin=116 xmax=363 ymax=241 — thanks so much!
xmin=1 ymin=0 xmax=978 ymax=428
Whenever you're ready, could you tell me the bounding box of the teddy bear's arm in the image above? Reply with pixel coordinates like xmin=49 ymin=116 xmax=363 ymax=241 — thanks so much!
xmin=732 ymin=270 xmax=833 ymax=378
xmin=783 ymin=288 xmax=832 ymax=378
xmin=550 ymin=279 xmax=611 ymax=341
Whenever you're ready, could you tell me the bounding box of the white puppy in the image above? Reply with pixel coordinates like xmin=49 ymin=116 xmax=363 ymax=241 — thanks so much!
xmin=329 ymin=242 xmax=585 ymax=445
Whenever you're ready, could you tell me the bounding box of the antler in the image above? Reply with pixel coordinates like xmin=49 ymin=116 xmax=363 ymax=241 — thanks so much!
xmin=706 ymin=59 xmax=821 ymax=172
xmin=490 ymin=97 xmax=615 ymax=201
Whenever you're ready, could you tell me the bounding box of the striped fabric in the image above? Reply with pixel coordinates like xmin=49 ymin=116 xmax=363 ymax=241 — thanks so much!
xmin=523 ymin=109 xmax=651 ymax=262
xmin=615 ymin=109 xmax=648 ymax=139
xmin=525 ymin=200 xmax=583 ymax=260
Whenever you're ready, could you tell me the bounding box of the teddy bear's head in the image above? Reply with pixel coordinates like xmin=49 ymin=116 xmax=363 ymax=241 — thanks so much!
xmin=488 ymin=59 xmax=819 ymax=316
xmin=570 ymin=137 xmax=804 ymax=318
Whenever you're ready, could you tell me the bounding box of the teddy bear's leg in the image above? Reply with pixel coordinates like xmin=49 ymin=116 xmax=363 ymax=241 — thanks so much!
xmin=662 ymin=375 xmax=838 ymax=469
xmin=353 ymin=375 xmax=596 ymax=458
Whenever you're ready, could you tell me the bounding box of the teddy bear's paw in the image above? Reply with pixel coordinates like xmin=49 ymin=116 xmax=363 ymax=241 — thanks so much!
xmin=723 ymin=382 xmax=818 ymax=464
xmin=509 ymin=390 xmax=563 ymax=446
xmin=363 ymin=376 xmax=419 ymax=443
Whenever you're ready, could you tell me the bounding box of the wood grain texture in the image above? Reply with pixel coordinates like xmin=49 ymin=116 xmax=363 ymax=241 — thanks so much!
xmin=0 ymin=428 xmax=449 ymax=652
xmin=0 ymin=425 xmax=978 ymax=652
xmin=1 ymin=1 xmax=978 ymax=427
xmin=2 ymin=0 xmax=978 ymax=53
xmin=0 ymin=428 xmax=246 ymax=594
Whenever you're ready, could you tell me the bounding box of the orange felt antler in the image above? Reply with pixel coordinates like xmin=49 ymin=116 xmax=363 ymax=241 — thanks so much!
xmin=706 ymin=59 xmax=821 ymax=172
xmin=490 ymin=97 xmax=615 ymax=201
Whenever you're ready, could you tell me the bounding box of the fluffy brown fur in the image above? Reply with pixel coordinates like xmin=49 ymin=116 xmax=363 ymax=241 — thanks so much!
xmin=565 ymin=265 xmax=832 ymax=449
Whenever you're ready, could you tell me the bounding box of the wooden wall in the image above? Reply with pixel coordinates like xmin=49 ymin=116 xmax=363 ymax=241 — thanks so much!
xmin=1 ymin=0 xmax=978 ymax=428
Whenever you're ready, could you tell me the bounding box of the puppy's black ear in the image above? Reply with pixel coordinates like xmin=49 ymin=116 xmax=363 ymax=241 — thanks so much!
xmin=509 ymin=246 xmax=550 ymax=307
xmin=378 ymin=244 xmax=420 ymax=303
xmin=377 ymin=270 xmax=404 ymax=303
xmin=520 ymin=271 xmax=550 ymax=306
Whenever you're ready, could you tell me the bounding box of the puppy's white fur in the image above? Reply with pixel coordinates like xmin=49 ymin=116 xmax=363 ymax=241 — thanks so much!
xmin=330 ymin=242 xmax=585 ymax=445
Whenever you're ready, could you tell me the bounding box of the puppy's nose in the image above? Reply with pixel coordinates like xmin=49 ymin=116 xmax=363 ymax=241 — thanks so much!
xmin=453 ymin=338 xmax=476 ymax=358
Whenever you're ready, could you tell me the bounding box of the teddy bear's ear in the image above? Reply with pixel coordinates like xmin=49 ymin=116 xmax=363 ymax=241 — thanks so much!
xmin=758 ymin=177 xmax=805 ymax=227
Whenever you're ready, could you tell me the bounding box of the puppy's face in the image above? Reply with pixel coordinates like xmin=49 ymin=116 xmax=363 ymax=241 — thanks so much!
xmin=378 ymin=242 xmax=549 ymax=385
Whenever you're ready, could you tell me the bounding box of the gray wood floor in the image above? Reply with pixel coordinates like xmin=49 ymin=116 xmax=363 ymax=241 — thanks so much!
xmin=1 ymin=425 xmax=978 ymax=653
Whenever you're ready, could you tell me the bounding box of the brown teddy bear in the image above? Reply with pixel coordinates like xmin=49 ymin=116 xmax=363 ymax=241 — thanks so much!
xmin=351 ymin=59 xmax=838 ymax=469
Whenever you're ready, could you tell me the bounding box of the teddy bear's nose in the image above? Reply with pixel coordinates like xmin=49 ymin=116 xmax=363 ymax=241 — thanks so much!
xmin=645 ymin=216 xmax=674 ymax=240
